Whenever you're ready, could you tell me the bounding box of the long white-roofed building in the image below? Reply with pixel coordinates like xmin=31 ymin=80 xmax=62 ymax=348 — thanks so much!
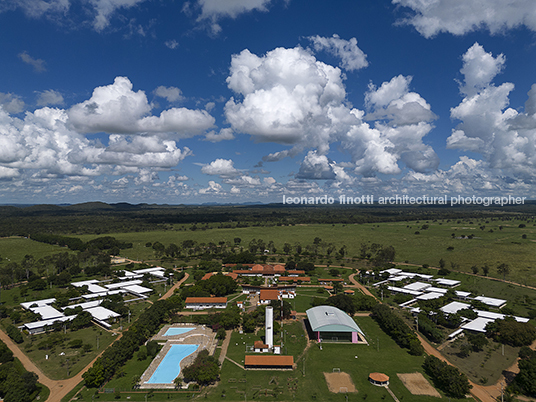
xmin=306 ymin=305 xmax=366 ymax=343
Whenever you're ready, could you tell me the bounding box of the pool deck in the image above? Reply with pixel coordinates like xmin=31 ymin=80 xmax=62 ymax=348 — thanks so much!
xmin=139 ymin=324 xmax=217 ymax=389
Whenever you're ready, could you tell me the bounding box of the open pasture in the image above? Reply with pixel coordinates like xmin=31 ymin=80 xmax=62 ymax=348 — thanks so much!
xmin=65 ymin=217 xmax=536 ymax=284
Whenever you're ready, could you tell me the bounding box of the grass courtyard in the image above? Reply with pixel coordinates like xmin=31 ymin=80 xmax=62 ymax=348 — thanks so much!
xmin=73 ymin=316 xmax=475 ymax=401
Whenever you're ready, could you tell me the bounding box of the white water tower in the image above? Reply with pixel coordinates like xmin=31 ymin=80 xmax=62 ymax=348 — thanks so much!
xmin=265 ymin=305 xmax=274 ymax=349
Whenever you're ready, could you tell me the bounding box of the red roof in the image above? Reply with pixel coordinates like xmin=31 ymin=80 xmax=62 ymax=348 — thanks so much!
xmin=278 ymin=276 xmax=311 ymax=282
xmin=254 ymin=340 xmax=268 ymax=349
xmin=260 ymin=289 xmax=280 ymax=301
xmin=273 ymin=265 xmax=285 ymax=272
xmin=252 ymin=264 xmax=265 ymax=272
xmin=369 ymin=373 xmax=389 ymax=383
xmin=245 ymin=355 xmax=294 ymax=366
xmin=287 ymin=270 xmax=305 ymax=275
xmin=233 ymin=270 xmax=252 ymax=274
xmin=319 ymin=278 xmax=344 ymax=282
xmin=202 ymin=272 xmax=238 ymax=280
xmin=185 ymin=297 xmax=227 ymax=304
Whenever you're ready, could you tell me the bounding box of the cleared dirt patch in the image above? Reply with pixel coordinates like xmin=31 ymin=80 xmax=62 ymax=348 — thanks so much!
xmin=397 ymin=372 xmax=441 ymax=397
xmin=323 ymin=372 xmax=357 ymax=393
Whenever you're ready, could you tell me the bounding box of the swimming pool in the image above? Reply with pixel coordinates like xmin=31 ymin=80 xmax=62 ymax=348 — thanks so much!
xmin=147 ymin=344 xmax=199 ymax=384
xmin=164 ymin=327 xmax=195 ymax=336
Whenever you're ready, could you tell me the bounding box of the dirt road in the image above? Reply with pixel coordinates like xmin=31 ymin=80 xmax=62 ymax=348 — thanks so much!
xmin=347 ymin=273 xmax=377 ymax=299
xmin=159 ymin=272 xmax=190 ymax=300
xmin=0 ymin=328 xmax=122 ymax=402
xmin=416 ymin=333 xmax=498 ymax=402
xmin=2 ymin=271 xmax=189 ymax=402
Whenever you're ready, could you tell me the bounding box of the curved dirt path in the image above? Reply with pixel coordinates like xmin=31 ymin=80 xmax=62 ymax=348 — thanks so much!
xmin=416 ymin=333 xmax=496 ymax=402
xmin=0 ymin=271 xmax=189 ymax=402
xmin=348 ymin=273 xmax=377 ymax=299
xmin=0 ymin=328 xmax=122 ymax=402
xmin=159 ymin=272 xmax=190 ymax=300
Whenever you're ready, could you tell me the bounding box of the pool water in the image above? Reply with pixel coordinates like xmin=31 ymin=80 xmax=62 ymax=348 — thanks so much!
xmin=164 ymin=327 xmax=195 ymax=336
xmin=147 ymin=344 xmax=199 ymax=384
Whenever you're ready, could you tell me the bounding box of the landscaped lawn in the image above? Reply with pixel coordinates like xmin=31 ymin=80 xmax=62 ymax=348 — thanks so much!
xmin=22 ymin=325 xmax=117 ymax=380
xmin=441 ymin=337 xmax=520 ymax=385
xmin=207 ymin=316 xmax=474 ymax=402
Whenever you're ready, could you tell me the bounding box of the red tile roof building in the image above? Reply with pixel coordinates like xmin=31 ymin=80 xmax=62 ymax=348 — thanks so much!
xmin=277 ymin=276 xmax=311 ymax=283
xmin=184 ymin=297 xmax=227 ymax=310
xmin=244 ymin=355 xmax=294 ymax=369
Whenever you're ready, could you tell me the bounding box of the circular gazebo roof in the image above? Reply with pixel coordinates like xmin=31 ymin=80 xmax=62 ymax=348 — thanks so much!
xmin=369 ymin=372 xmax=389 ymax=384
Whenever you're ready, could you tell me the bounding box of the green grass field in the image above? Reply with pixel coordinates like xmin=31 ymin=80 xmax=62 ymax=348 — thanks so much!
xmin=21 ymin=325 xmax=116 ymax=380
xmin=2 ymin=218 xmax=536 ymax=285
xmin=0 ymin=236 xmax=74 ymax=263
xmin=441 ymin=337 xmax=520 ymax=385
xmin=209 ymin=316 xmax=473 ymax=401
xmin=74 ymin=316 xmax=474 ymax=401
xmin=60 ymin=218 xmax=536 ymax=285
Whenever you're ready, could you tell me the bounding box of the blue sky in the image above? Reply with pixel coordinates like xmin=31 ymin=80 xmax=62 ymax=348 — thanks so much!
xmin=1 ymin=0 xmax=536 ymax=204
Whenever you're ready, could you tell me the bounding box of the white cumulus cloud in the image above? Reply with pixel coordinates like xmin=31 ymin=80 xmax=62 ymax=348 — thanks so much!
xmin=0 ymin=93 xmax=25 ymax=114
xmin=446 ymin=43 xmax=536 ymax=180
xmin=201 ymin=158 xmax=241 ymax=177
xmin=393 ymin=0 xmax=536 ymax=38
xmin=36 ymin=89 xmax=64 ymax=106
xmin=204 ymin=128 xmax=235 ymax=142
xmin=191 ymin=0 xmax=273 ymax=34
xmin=226 ymin=45 xmax=439 ymax=177
xmin=68 ymin=77 xmax=215 ymax=137
xmin=199 ymin=180 xmax=222 ymax=194
xmin=308 ymin=34 xmax=368 ymax=71
xmin=153 ymin=86 xmax=183 ymax=103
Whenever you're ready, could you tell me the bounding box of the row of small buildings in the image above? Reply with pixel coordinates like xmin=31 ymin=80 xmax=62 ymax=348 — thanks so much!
xmin=19 ymin=267 xmax=167 ymax=334
xmin=377 ymin=269 xmax=529 ymax=339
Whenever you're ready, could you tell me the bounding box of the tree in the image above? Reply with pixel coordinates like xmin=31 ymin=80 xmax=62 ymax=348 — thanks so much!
xmin=137 ymin=346 xmax=147 ymax=361
xmin=283 ymin=243 xmax=292 ymax=254
xmin=467 ymin=333 xmax=488 ymax=352
xmin=6 ymin=324 xmax=22 ymax=344
xmin=471 ymin=265 xmax=479 ymax=275
xmin=131 ymin=375 xmax=141 ymax=389
xmin=173 ymin=376 xmax=182 ymax=390
xmin=511 ymin=348 xmax=536 ymax=397
xmin=165 ymin=243 xmax=179 ymax=258
xmin=486 ymin=318 xmax=536 ymax=346
xmin=327 ymin=294 xmax=356 ymax=315
xmin=71 ymin=311 xmax=93 ymax=330
xmin=497 ymin=263 xmax=510 ymax=280
xmin=482 ymin=264 xmax=490 ymax=276
xmin=146 ymin=340 xmax=159 ymax=357
xmin=182 ymin=350 xmax=220 ymax=386
xmin=423 ymin=355 xmax=471 ymax=398
xmin=216 ymin=327 xmax=226 ymax=340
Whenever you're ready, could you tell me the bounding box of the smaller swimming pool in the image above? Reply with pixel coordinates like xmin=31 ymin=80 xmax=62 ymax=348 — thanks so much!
xmin=147 ymin=344 xmax=199 ymax=384
xmin=164 ymin=327 xmax=195 ymax=336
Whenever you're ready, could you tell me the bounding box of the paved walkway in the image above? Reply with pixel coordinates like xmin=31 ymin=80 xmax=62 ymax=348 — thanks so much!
xmin=218 ymin=330 xmax=232 ymax=365
xmin=385 ymin=385 xmax=400 ymax=402
xmin=224 ymin=356 xmax=244 ymax=369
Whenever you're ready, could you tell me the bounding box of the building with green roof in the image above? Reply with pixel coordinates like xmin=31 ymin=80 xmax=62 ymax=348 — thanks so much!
xmin=306 ymin=305 xmax=366 ymax=343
